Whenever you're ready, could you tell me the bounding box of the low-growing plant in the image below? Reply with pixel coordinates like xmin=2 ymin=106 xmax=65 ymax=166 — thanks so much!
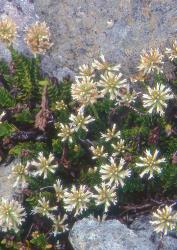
xmin=0 ymin=16 xmax=176 ymax=249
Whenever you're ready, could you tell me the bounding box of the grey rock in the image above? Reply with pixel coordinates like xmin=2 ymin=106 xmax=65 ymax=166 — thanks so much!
xmin=69 ymin=216 xmax=177 ymax=250
xmin=0 ymin=0 xmax=177 ymax=80
xmin=0 ymin=160 xmax=18 ymax=199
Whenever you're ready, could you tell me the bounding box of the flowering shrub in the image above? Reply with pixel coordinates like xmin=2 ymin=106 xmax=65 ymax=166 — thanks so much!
xmin=0 ymin=18 xmax=176 ymax=249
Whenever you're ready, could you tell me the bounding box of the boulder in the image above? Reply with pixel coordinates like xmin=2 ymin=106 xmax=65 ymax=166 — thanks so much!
xmin=0 ymin=0 xmax=177 ymax=81
xmin=69 ymin=216 xmax=177 ymax=250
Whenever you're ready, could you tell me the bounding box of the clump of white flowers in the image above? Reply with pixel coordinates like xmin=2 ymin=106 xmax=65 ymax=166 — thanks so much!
xmin=69 ymin=109 xmax=95 ymax=132
xmin=98 ymin=71 xmax=127 ymax=100
xmin=53 ymin=179 xmax=67 ymax=202
xmin=0 ymin=111 xmax=6 ymax=124
xmin=136 ymin=149 xmax=166 ymax=179
xmin=90 ymin=145 xmax=108 ymax=159
xmin=57 ymin=123 xmax=74 ymax=143
xmin=150 ymin=205 xmax=177 ymax=235
xmin=93 ymin=182 xmax=117 ymax=212
xmin=101 ymin=124 xmax=121 ymax=141
xmin=31 ymin=152 xmax=58 ymax=179
xmin=0 ymin=198 xmax=26 ymax=232
xmin=143 ymin=83 xmax=173 ymax=116
xmin=32 ymin=196 xmax=57 ymax=219
xmin=112 ymin=139 xmax=126 ymax=156
xmin=78 ymin=64 xmax=95 ymax=78
xmin=51 ymin=214 xmax=68 ymax=236
xmin=92 ymin=54 xmax=120 ymax=72
xmin=100 ymin=157 xmax=131 ymax=187
xmin=64 ymin=185 xmax=92 ymax=216
xmin=71 ymin=77 xmax=99 ymax=107
xmin=138 ymin=48 xmax=164 ymax=74
xmin=165 ymin=40 xmax=177 ymax=61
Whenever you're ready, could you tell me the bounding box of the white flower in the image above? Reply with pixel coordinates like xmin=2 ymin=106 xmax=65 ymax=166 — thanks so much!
xmin=9 ymin=162 xmax=29 ymax=188
xmin=101 ymin=124 xmax=121 ymax=141
xmin=78 ymin=64 xmax=95 ymax=78
xmin=31 ymin=152 xmax=58 ymax=179
xmin=64 ymin=185 xmax=92 ymax=216
xmin=100 ymin=157 xmax=131 ymax=187
xmin=136 ymin=149 xmax=166 ymax=179
xmin=69 ymin=110 xmax=95 ymax=132
xmin=98 ymin=71 xmax=127 ymax=100
xmin=0 ymin=198 xmax=26 ymax=232
xmin=71 ymin=77 xmax=99 ymax=106
xmin=165 ymin=40 xmax=177 ymax=61
xmin=112 ymin=139 xmax=126 ymax=156
xmin=143 ymin=83 xmax=173 ymax=116
xmin=92 ymin=54 xmax=120 ymax=72
xmin=93 ymin=182 xmax=117 ymax=212
xmin=138 ymin=48 xmax=164 ymax=74
xmin=57 ymin=123 xmax=74 ymax=143
xmin=150 ymin=205 xmax=177 ymax=235
xmin=53 ymin=179 xmax=67 ymax=202
xmin=90 ymin=145 xmax=108 ymax=159
xmin=116 ymin=86 xmax=138 ymax=106
xmin=52 ymin=214 xmax=68 ymax=236
xmin=32 ymin=196 xmax=57 ymax=219
xmin=0 ymin=111 xmax=5 ymax=124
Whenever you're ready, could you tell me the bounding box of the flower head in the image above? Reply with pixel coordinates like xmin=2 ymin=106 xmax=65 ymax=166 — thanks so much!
xmin=52 ymin=214 xmax=68 ymax=236
xmin=98 ymin=71 xmax=127 ymax=100
xmin=55 ymin=100 xmax=67 ymax=111
xmin=69 ymin=110 xmax=95 ymax=132
xmin=25 ymin=21 xmax=52 ymax=55
xmin=0 ymin=198 xmax=26 ymax=232
xmin=0 ymin=17 xmax=17 ymax=44
xmin=101 ymin=124 xmax=121 ymax=141
xmin=32 ymin=196 xmax=57 ymax=219
xmin=116 ymin=87 xmax=138 ymax=106
xmin=64 ymin=185 xmax=92 ymax=216
xmin=57 ymin=123 xmax=74 ymax=143
xmin=71 ymin=77 xmax=99 ymax=106
xmin=78 ymin=64 xmax=95 ymax=78
xmin=31 ymin=152 xmax=57 ymax=179
xmin=100 ymin=157 xmax=131 ymax=187
xmin=143 ymin=83 xmax=173 ymax=116
xmin=9 ymin=162 xmax=29 ymax=188
xmin=165 ymin=41 xmax=177 ymax=61
xmin=111 ymin=139 xmax=126 ymax=156
xmin=90 ymin=145 xmax=108 ymax=159
xmin=138 ymin=48 xmax=164 ymax=74
xmin=150 ymin=205 xmax=177 ymax=235
xmin=93 ymin=183 xmax=117 ymax=212
xmin=92 ymin=54 xmax=120 ymax=72
xmin=53 ymin=179 xmax=67 ymax=202
xmin=136 ymin=149 xmax=166 ymax=179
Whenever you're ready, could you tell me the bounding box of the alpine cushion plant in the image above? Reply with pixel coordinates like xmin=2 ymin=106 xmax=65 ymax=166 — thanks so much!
xmin=0 ymin=16 xmax=177 ymax=249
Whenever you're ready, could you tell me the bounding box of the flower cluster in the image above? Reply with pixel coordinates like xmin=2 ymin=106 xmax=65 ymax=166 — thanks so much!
xmin=136 ymin=149 xmax=166 ymax=179
xmin=165 ymin=40 xmax=177 ymax=61
xmin=0 ymin=17 xmax=17 ymax=44
xmin=150 ymin=205 xmax=177 ymax=235
xmin=0 ymin=198 xmax=26 ymax=232
xmin=142 ymin=83 xmax=173 ymax=116
xmin=25 ymin=21 xmax=52 ymax=55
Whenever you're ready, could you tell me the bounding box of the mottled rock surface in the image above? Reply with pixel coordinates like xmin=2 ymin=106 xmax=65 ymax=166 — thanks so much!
xmin=0 ymin=0 xmax=177 ymax=80
xmin=69 ymin=216 xmax=177 ymax=250
xmin=0 ymin=160 xmax=17 ymax=199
